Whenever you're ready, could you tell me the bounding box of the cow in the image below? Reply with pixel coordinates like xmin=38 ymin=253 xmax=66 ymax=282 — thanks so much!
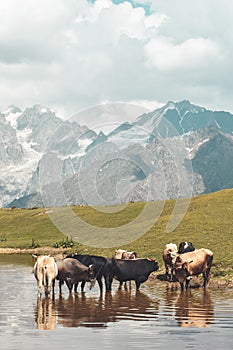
xmin=33 ymin=255 xmax=58 ymax=296
xmin=106 ymin=258 xmax=159 ymax=291
xmin=65 ymin=254 xmax=108 ymax=293
xmin=56 ymin=258 xmax=95 ymax=293
xmin=114 ymin=249 xmax=127 ymax=259
xmin=174 ymin=248 xmax=213 ymax=290
xmin=178 ymin=241 xmax=195 ymax=254
xmin=163 ymin=243 xmax=178 ymax=281
xmin=114 ymin=249 xmax=139 ymax=259
xmin=114 ymin=249 xmax=139 ymax=289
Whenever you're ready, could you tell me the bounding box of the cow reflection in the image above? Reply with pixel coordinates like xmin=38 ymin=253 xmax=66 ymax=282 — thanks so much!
xmin=55 ymin=290 xmax=157 ymax=328
xmin=175 ymin=290 xmax=214 ymax=328
xmin=35 ymin=297 xmax=57 ymax=330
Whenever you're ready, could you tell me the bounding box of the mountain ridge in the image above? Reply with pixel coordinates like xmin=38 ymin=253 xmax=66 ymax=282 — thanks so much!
xmin=1 ymin=100 xmax=233 ymax=208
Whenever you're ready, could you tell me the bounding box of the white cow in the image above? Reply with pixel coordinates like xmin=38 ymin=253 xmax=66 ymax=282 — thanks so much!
xmin=33 ymin=255 xmax=58 ymax=296
xmin=163 ymin=243 xmax=178 ymax=281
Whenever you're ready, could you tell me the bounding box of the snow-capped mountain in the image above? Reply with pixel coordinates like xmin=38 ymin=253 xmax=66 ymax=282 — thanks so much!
xmin=1 ymin=100 xmax=233 ymax=208
xmin=0 ymin=105 xmax=97 ymax=206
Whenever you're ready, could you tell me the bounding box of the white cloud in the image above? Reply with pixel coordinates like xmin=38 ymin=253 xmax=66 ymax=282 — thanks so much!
xmin=0 ymin=0 xmax=233 ymax=120
xmin=145 ymin=37 xmax=220 ymax=71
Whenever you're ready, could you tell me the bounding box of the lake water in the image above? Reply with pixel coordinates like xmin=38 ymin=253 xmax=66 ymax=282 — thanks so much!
xmin=0 ymin=255 xmax=233 ymax=350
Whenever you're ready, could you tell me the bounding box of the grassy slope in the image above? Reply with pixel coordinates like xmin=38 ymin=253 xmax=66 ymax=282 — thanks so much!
xmin=0 ymin=189 xmax=233 ymax=278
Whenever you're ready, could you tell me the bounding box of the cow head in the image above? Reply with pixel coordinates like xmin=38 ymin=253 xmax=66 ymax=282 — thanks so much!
xmin=178 ymin=241 xmax=195 ymax=254
xmin=169 ymin=251 xmax=178 ymax=265
xmin=148 ymin=258 xmax=159 ymax=271
xmin=175 ymin=257 xmax=193 ymax=283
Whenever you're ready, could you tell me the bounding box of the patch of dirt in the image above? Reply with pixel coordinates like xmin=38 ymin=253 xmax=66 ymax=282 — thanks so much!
xmin=0 ymin=247 xmax=70 ymax=256
xmin=147 ymin=271 xmax=233 ymax=289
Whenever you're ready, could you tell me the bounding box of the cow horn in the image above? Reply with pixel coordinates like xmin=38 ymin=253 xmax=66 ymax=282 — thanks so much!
xmin=32 ymin=254 xmax=38 ymax=259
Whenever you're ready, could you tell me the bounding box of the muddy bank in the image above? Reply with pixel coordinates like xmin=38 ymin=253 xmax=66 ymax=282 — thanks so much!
xmin=0 ymin=247 xmax=70 ymax=255
xmin=149 ymin=271 xmax=233 ymax=289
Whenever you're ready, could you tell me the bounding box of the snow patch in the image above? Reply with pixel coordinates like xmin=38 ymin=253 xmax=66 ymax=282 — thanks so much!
xmin=5 ymin=112 xmax=22 ymax=129
xmin=198 ymin=138 xmax=209 ymax=147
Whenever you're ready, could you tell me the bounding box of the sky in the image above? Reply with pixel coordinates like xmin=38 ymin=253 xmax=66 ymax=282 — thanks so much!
xmin=0 ymin=0 xmax=233 ymax=127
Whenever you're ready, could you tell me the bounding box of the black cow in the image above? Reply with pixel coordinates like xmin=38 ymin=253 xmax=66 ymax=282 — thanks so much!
xmin=65 ymin=253 xmax=107 ymax=293
xmin=178 ymin=242 xmax=195 ymax=254
xmin=106 ymin=258 xmax=159 ymax=290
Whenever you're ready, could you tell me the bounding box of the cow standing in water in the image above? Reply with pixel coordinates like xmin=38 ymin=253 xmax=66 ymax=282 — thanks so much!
xmin=33 ymin=255 xmax=58 ymax=297
xmin=114 ymin=249 xmax=139 ymax=289
xmin=56 ymin=258 xmax=95 ymax=293
xmin=65 ymin=254 xmax=107 ymax=293
xmin=106 ymin=258 xmax=159 ymax=291
xmin=163 ymin=243 xmax=178 ymax=281
xmin=174 ymin=248 xmax=213 ymax=290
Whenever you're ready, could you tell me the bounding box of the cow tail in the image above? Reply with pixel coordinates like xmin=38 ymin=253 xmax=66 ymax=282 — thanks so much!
xmin=43 ymin=266 xmax=48 ymax=289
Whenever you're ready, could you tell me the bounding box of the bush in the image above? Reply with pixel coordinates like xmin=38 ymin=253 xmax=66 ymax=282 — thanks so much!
xmin=29 ymin=238 xmax=40 ymax=248
xmin=0 ymin=233 xmax=7 ymax=242
xmin=53 ymin=236 xmax=74 ymax=248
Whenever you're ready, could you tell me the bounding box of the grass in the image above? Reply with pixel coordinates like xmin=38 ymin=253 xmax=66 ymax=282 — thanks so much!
xmin=0 ymin=189 xmax=233 ymax=281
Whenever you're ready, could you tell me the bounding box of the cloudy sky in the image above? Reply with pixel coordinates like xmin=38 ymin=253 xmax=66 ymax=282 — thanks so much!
xmin=0 ymin=0 xmax=233 ymax=126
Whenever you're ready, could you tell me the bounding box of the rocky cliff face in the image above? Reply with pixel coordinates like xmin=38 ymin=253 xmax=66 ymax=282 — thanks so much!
xmin=2 ymin=101 xmax=233 ymax=208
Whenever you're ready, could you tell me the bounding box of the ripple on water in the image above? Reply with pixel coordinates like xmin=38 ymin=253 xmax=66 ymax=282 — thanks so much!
xmin=1 ymin=258 xmax=233 ymax=350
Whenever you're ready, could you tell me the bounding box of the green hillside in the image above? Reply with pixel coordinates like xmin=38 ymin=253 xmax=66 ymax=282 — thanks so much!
xmin=0 ymin=189 xmax=233 ymax=279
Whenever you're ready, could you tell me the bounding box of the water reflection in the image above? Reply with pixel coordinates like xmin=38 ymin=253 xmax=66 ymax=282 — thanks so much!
xmin=163 ymin=287 xmax=214 ymax=328
xmin=35 ymin=297 xmax=57 ymax=330
xmin=175 ymin=290 xmax=214 ymax=328
xmin=34 ymin=290 xmax=159 ymax=330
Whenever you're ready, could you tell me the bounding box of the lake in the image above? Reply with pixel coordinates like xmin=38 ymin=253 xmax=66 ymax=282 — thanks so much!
xmin=0 ymin=255 xmax=233 ymax=350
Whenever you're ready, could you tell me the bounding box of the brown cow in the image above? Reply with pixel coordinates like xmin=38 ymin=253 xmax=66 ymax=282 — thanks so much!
xmin=115 ymin=249 xmax=138 ymax=260
xmin=163 ymin=243 xmax=178 ymax=281
xmin=174 ymin=248 xmax=213 ymax=290
xmin=56 ymin=258 xmax=95 ymax=293
xmin=33 ymin=255 xmax=58 ymax=296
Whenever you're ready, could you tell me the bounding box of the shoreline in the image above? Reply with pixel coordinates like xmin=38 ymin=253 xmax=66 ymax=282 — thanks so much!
xmin=0 ymin=247 xmax=69 ymax=255
xmin=0 ymin=248 xmax=232 ymax=289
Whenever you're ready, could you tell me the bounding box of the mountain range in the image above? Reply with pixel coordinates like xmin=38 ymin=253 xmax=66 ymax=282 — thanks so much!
xmin=1 ymin=100 xmax=233 ymax=208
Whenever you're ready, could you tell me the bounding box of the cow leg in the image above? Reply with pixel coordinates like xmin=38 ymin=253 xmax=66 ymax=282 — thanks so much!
xmin=52 ymin=279 xmax=56 ymax=295
xmin=170 ymin=267 xmax=174 ymax=282
xmin=65 ymin=279 xmax=73 ymax=293
xmin=59 ymin=280 xmax=63 ymax=294
xmin=74 ymin=282 xmax=79 ymax=293
xmin=202 ymin=271 xmax=210 ymax=288
xmin=180 ymin=282 xmax=184 ymax=291
xmin=105 ymin=276 xmax=113 ymax=292
xmin=118 ymin=282 xmax=123 ymax=290
xmin=124 ymin=282 xmax=128 ymax=290
xmin=135 ymin=281 xmax=141 ymax=290
xmin=46 ymin=278 xmax=52 ymax=296
xmin=97 ymin=277 xmax=103 ymax=293
xmin=81 ymin=281 xmax=86 ymax=292
xmin=185 ymin=279 xmax=190 ymax=290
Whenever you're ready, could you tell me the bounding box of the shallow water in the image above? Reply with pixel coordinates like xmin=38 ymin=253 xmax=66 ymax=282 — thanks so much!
xmin=0 ymin=255 xmax=233 ymax=350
